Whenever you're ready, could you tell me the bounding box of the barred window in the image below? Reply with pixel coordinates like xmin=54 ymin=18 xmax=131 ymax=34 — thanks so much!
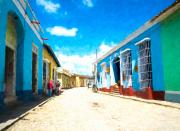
xmin=121 ymin=49 xmax=132 ymax=83
xmin=136 ymin=38 xmax=152 ymax=89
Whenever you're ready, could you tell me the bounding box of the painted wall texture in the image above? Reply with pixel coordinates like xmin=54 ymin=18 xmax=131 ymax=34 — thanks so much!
xmin=70 ymin=75 xmax=88 ymax=87
xmin=0 ymin=0 xmax=43 ymax=107
xmin=43 ymin=47 xmax=58 ymax=81
xmin=161 ymin=9 xmax=180 ymax=91
xmin=57 ymin=72 xmax=71 ymax=88
xmin=97 ymin=24 xmax=164 ymax=90
xmin=96 ymin=3 xmax=180 ymax=102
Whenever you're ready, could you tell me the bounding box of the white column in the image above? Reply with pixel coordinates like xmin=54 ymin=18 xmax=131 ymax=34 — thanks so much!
xmin=110 ymin=57 xmax=115 ymax=86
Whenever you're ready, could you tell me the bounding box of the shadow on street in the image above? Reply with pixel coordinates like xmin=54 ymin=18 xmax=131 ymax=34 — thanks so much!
xmin=0 ymin=96 xmax=49 ymax=124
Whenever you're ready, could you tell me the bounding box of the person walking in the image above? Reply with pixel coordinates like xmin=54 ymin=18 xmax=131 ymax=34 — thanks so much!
xmin=55 ymin=81 xmax=61 ymax=95
xmin=48 ymin=79 xmax=53 ymax=97
xmin=87 ymin=82 xmax=90 ymax=88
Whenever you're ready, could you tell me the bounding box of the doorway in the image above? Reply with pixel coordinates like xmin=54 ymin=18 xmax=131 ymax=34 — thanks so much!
xmin=32 ymin=52 xmax=38 ymax=94
xmin=113 ymin=57 xmax=120 ymax=84
xmin=4 ymin=14 xmax=18 ymax=104
xmin=4 ymin=46 xmax=16 ymax=103
xmin=113 ymin=57 xmax=121 ymax=93
xmin=43 ymin=60 xmax=50 ymax=95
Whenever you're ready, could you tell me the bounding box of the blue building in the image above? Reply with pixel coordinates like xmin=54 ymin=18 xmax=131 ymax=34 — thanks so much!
xmin=0 ymin=0 xmax=44 ymax=108
xmin=96 ymin=1 xmax=180 ymax=102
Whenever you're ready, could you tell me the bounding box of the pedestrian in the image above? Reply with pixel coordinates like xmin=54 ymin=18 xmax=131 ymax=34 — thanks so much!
xmin=56 ymin=81 xmax=60 ymax=95
xmin=87 ymin=82 xmax=90 ymax=88
xmin=48 ymin=79 xmax=53 ymax=97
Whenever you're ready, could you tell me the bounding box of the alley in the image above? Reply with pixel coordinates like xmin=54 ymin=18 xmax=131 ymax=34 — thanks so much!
xmin=7 ymin=88 xmax=180 ymax=131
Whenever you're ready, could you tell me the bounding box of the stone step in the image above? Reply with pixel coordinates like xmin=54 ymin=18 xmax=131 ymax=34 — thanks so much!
xmin=113 ymin=88 xmax=119 ymax=93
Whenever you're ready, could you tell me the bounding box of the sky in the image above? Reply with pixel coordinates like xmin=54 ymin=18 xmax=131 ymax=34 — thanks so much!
xmin=30 ymin=0 xmax=176 ymax=76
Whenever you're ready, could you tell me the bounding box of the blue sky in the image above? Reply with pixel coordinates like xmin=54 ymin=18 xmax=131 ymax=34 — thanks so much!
xmin=30 ymin=0 xmax=175 ymax=75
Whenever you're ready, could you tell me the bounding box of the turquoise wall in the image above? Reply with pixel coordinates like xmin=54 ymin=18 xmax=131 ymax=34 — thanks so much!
xmin=97 ymin=23 xmax=165 ymax=92
xmin=0 ymin=0 xmax=43 ymax=106
xmin=161 ymin=9 xmax=180 ymax=91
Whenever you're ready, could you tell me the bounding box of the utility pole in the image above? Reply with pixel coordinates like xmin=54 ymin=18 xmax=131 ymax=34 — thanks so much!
xmin=95 ymin=49 xmax=98 ymax=86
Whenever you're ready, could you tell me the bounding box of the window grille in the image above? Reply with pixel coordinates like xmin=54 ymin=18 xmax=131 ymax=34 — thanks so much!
xmin=121 ymin=50 xmax=132 ymax=83
xmin=137 ymin=39 xmax=152 ymax=89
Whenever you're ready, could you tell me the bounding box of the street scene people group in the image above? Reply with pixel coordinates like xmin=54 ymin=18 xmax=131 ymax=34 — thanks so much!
xmin=48 ymin=80 xmax=63 ymax=97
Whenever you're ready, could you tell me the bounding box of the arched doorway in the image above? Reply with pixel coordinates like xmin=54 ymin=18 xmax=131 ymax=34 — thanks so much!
xmin=4 ymin=12 xmax=24 ymax=104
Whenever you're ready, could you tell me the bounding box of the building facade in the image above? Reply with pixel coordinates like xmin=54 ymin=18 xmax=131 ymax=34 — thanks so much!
xmin=57 ymin=69 xmax=71 ymax=89
xmin=0 ymin=0 xmax=44 ymax=107
xmin=96 ymin=1 xmax=180 ymax=102
xmin=43 ymin=44 xmax=61 ymax=95
xmin=70 ymin=74 xmax=93 ymax=87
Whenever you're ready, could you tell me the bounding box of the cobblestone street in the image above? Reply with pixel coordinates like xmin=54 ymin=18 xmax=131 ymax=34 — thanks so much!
xmin=7 ymin=88 xmax=180 ymax=131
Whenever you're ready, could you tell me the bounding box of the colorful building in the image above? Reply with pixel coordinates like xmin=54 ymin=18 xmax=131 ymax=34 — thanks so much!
xmin=71 ymin=74 xmax=93 ymax=87
xmin=96 ymin=1 xmax=180 ymax=102
xmin=0 ymin=0 xmax=44 ymax=107
xmin=57 ymin=68 xmax=71 ymax=89
xmin=70 ymin=75 xmax=77 ymax=87
xmin=43 ymin=44 xmax=61 ymax=95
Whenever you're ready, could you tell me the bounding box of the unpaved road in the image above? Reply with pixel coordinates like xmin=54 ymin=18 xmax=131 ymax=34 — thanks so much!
xmin=7 ymin=88 xmax=180 ymax=131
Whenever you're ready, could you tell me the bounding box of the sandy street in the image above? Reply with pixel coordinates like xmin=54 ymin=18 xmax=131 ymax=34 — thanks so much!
xmin=7 ymin=87 xmax=180 ymax=131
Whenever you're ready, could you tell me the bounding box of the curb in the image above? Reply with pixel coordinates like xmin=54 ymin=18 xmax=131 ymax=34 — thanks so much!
xmin=0 ymin=97 xmax=53 ymax=131
xmin=98 ymin=91 xmax=180 ymax=110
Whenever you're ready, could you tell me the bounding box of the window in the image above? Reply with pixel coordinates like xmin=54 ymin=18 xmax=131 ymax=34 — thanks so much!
xmin=53 ymin=68 xmax=55 ymax=80
xmin=121 ymin=49 xmax=132 ymax=87
xmin=136 ymin=38 xmax=152 ymax=89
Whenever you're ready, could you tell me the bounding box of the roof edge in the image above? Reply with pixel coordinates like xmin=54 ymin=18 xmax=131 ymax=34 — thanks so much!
xmin=43 ymin=44 xmax=61 ymax=67
xmin=97 ymin=1 xmax=180 ymax=63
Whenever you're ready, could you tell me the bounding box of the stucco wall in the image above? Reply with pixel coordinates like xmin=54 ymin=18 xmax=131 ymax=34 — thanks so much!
xmin=0 ymin=0 xmax=43 ymax=106
xmin=43 ymin=47 xmax=58 ymax=81
xmin=97 ymin=23 xmax=164 ymax=92
xmin=161 ymin=9 xmax=180 ymax=92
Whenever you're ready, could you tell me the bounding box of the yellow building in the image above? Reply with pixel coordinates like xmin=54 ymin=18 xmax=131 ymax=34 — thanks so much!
xmin=57 ymin=69 xmax=71 ymax=89
xmin=43 ymin=44 xmax=61 ymax=95
xmin=70 ymin=75 xmax=77 ymax=87
xmin=70 ymin=74 xmax=91 ymax=87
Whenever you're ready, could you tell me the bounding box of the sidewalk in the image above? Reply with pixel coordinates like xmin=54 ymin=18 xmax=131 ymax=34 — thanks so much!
xmin=0 ymin=96 xmax=52 ymax=130
xmin=98 ymin=91 xmax=180 ymax=110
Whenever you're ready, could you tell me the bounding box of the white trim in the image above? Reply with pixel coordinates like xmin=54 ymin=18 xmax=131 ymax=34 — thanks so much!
xmin=6 ymin=41 xmax=16 ymax=50
xmin=120 ymin=48 xmax=131 ymax=54
xmin=97 ymin=2 xmax=180 ymax=62
xmin=12 ymin=0 xmax=43 ymax=44
xmin=100 ymin=62 xmax=106 ymax=66
xmin=32 ymin=43 xmax=38 ymax=54
xmin=165 ymin=91 xmax=180 ymax=95
xmin=32 ymin=47 xmax=39 ymax=95
xmin=135 ymin=38 xmax=150 ymax=46
xmin=43 ymin=58 xmax=50 ymax=63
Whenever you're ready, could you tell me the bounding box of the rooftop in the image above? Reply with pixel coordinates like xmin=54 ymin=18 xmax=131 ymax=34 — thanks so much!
xmin=43 ymin=44 xmax=61 ymax=67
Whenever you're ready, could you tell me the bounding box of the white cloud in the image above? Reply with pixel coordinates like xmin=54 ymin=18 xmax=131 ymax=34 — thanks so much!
xmin=36 ymin=0 xmax=60 ymax=13
xmin=82 ymin=0 xmax=93 ymax=7
xmin=46 ymin=26 xmax=78 ymax=37
xmin=97 ymin=41 xmax=116 ymax=58
xmin=55 ymin=42 xmax=116 ymax=76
